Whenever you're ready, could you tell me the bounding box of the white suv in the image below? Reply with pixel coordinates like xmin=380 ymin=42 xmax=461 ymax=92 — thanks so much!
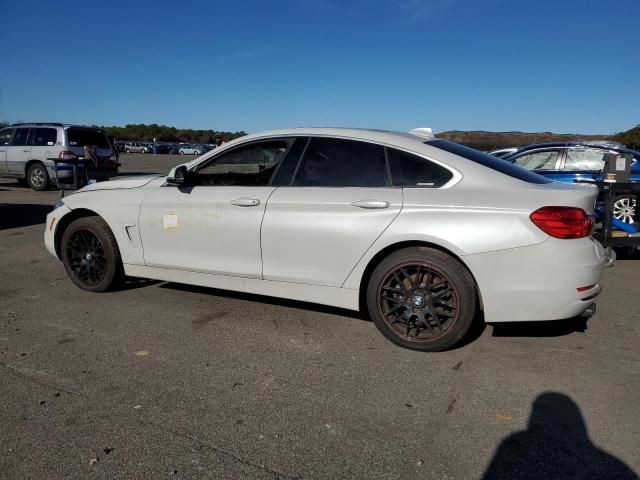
xmin=0 ymin=123 xmax=118 ymax=190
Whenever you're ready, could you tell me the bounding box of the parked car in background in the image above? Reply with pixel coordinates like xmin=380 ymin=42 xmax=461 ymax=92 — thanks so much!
xmin=489 ymin=148 xmax=517 ymax=158
xmin=124 ymin=143 xmax=150 ymax=153
xmin=493 ymin=142 xmax=640 ymax=224
xmin=0 ymin=123 xmax=118 ymax=190
xmin=45 ymin=128 xmax=608 ymax=352
xmin=179 ymin=145 xmax=205 ymax=155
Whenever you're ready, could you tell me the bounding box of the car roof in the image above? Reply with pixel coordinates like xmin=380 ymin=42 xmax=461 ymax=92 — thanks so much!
xmin=507 ymin=141 xmax=639 ymax=157
xmin=7 ymin=122 xmax=104 ymax=131
xmin=232 ymin=127 xmax=430 ymax=148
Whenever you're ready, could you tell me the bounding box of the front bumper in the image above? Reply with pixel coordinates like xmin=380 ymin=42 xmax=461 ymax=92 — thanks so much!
xmin=44 ymin=204 xmax=72 ymax=259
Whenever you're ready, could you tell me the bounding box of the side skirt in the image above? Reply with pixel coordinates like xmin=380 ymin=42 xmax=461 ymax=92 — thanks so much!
xmin=124 ymin=264 xmax=360 ymax=311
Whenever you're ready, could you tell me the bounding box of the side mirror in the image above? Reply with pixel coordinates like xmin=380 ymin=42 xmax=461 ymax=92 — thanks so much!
xmin=167 ymin=165 xmax=188 ymax=186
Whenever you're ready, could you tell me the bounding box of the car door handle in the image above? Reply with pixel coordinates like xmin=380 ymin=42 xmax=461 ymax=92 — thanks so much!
xmin=231 ymin=197 xmax=260 ymax=207
xmin=23 ymin=149 xmax=30 ymax=152
xmin=350 ymin=199 xmax=390 ymax=209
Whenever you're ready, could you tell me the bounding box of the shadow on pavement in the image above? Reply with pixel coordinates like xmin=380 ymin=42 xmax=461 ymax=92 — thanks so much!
xmin=491 ymin=317 xmax=589 ymax=338
xmin=118 ymin=277 xmax=163 ymax=291
xmin=0 ymin=203 xmax=52 ymax=230
xmin=159 ymin=282 xmax=366 ymax=321
xmin=482 ymin=392 xmax=638 ymax=480
xmin=615 ymin=246 xmax=640 ymax=260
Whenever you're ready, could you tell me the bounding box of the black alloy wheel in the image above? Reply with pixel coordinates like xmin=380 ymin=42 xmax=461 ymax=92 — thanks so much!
xmin=66 ymin=229 xmax=107 ymax=285
xmin=368 ymin=247 xmax=476 ymax=352
xmin=61 ymin=216 xmax=123 ymax=292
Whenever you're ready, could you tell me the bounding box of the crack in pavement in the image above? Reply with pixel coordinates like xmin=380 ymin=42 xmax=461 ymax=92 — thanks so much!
xmin=2 ymin=361 xmax=303 ymax=479
xmin=0 ymin=361 xmax=82 ymax=396
xmin=140 ymin=419 xmax=303 ymax=480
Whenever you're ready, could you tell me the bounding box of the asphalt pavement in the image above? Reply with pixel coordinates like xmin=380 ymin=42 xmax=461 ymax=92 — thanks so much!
xmin=1 ymin=154 xmax=638 ymax=479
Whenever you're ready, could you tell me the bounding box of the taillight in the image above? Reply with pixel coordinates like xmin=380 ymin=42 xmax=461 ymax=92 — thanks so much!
xmin=109 ymin=154 xmax=117 ymax=164
xmin=58 ymin=151 xmax=77 ymax=160
xmin=530 ymin=207 xmax=594 ymax=239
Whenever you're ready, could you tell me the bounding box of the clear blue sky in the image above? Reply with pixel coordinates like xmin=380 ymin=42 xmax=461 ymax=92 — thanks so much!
xmin=1 ymin=0 xmax=638 ymax=134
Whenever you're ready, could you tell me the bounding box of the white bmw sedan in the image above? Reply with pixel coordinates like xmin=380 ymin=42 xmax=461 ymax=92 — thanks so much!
xmin=45 ymin=128 xmax=609 ymax=351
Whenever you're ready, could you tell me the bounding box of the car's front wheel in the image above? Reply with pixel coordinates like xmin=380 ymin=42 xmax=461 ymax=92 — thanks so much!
xmin=61 ymin=216 xmax=123 ymax=292
xmin=27 ymin=163 xmax=49 ymax=191
xmin=367 ymin=247 xmax=477 ymax=352
xmin=613 ymin=195 xmax=636 ymax=224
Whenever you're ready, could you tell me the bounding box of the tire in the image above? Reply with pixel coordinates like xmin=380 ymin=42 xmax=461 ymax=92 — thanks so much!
xmin=180 ymin=151 xmax=184 ymax=155
xmin=613 ymin=195 xmax=636 ymax=224
xmin=367 ymin=247 xmax=477 ymax=352
xmin=126 ymin=149 xmax=131 ymax=153
xmin=61 ymin=216 xmax=123 ymax=292
xmin=27 ymin=163 xmax=49 ymax=191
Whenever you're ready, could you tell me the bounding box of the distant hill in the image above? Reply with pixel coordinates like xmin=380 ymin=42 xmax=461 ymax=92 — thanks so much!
xmin=437 ymin=130 xmax=612 ymax=151
xmin=611 ymin=124 xmax=640 ymax=150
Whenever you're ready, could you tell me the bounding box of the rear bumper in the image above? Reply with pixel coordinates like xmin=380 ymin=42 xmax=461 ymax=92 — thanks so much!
xmin=464 ymin=237 xmax=606 ymax=322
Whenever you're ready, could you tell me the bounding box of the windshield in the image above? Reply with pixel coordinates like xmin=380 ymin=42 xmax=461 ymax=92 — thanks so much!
xmin=426 ymin=139 xmax=552 ymax=184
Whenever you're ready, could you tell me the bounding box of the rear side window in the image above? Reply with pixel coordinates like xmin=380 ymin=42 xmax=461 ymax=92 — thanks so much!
xmin=387 ymin=148 xmax=453 ymax=187
xmin=512 ymin=150 xmax=560 ymax=170
xmin=293 ymin=137 xmax=388 ymax=187
xmin=11 ymin=128 xmax=30 ymax=146
xmin=66 ymin=128 xmax=109 ymax=148
xmin=0 ymin=129 xmax=13 ymax=146
xmin=32 ymin=128 xmax=58 ymax=146
xmin=427 ymin=139 xmax=552 ymax=184
xmin=564 ymin=149 xmax=606 ymax=171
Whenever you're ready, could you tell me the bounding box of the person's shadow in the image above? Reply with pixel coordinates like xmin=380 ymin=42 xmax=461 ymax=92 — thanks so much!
xmin=483 ymin=392 xmax=638 ymax=480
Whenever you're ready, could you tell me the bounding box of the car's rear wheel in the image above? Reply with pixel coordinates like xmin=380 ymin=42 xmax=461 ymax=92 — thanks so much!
xmin=367 ymin=247 xmax=477 ymax=352
xmin=61 ymin=216 xmax=123 ymax=292
xmin=27 ymin=163 xmax=49 ymax=191
xmin=613 ymin=195 xmax=636 ymax=224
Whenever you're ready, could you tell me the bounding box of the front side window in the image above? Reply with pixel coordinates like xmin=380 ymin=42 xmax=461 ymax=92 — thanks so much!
xmin=0 ymin=128 xmax=14 ymax=146
xmin=292 ymin=137 xmax=388 ymax=187
xmin=194 ymin=139 xmax=290 ymax=186
xmin=32 ymin=128 xmax=58 ymax=146
xmin=563 ymin=148 xmax=606 ymax=171
xmin=388 ymin=148 xmax=452 ymax=187
xmin=512 ymin=150 xmax=560 ymax=170
xmin=11 ymin=128 xmax=29 ymax=146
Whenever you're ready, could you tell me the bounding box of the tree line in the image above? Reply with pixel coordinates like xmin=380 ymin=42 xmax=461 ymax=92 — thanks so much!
xmin=612 ymin=124 xmax=640 ymax=150
xmin=101 ymin=124 xmax=247 ymax=144
xmin=0 ymin=121 xmax=638 ymax=150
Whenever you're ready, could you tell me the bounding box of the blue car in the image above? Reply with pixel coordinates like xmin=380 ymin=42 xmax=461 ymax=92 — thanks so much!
xmin=493 ymin=142 xmax=639 ymax=223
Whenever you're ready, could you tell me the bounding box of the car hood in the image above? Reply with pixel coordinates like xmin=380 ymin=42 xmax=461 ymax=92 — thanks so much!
xmin=77 ymin=175 xmax=163 ymax=192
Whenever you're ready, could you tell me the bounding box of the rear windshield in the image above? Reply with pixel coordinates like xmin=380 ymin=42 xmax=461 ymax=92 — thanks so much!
xmin=66 ymin=128 xmax=110 ymax=148
xmin=426 ymin=139 xmax=552 ymax=184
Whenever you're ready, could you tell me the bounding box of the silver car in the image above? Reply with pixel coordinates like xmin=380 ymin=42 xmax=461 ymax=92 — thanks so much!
xmin=44 ymin=128 xmax=608 ymax=351
xmin=179 ymin=145 xmax=206 ymax=155
xmin=124 ymin=143 xmax=150 ymax=154
xmin=0 ymin=123 xmax=118 ymax=190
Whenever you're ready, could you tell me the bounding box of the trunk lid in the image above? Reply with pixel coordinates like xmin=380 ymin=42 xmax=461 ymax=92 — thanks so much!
xmin=535 ymin=181 xmax=599 ymax=214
